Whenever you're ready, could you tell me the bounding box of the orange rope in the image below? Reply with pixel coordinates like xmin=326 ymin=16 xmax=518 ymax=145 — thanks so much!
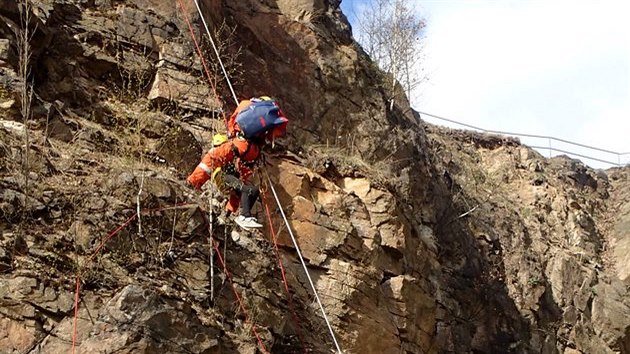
xmin=71 ymin=203 xmax=191 ymax=353
xmin=210 ymin=238 xmax=270 ymax=353
xmin=71 ymin=212 xmax=137 ymax=352
xmin=71 ymin=4 xmax=253 ymax=349
xmin=71 ymin=276 xmax=80 ymax=354
xmin=194 ymin=205 xmax=270 ymax=352
xmin=175 ymin=0 xmax=229 ymax=126
xmin=85 ymin=213 xmax=138 ymax=265
xmin=70 ymin=201 xmax=271 ymax=353
xmin=262 ymin=184 xmax=307 ymax=353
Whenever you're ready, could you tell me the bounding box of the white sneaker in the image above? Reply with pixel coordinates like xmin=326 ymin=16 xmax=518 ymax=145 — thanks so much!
xmin=235 ymin=215 xmax=263 ymax=229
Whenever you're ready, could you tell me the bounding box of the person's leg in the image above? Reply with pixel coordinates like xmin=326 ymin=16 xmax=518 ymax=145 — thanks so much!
xmin=222 ymin=174 xmax=242 ymax=214
xmin=239 ymin=183 xmax=260 ymax=217
xmin=223 ymin=175 xmax=262 ymax=229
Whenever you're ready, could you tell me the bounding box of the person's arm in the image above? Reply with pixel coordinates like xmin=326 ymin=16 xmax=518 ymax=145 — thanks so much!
xmin=186 ymin=143 xmax=236 ymax=189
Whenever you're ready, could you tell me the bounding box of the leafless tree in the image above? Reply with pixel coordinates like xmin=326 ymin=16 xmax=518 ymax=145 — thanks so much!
xmin=355 ymin=0 xmax=426 ymax=107
xmin=202 ymin=19 xmax=242 ymax=111
xmin=17 ymin=0 xmax=35 ymax=217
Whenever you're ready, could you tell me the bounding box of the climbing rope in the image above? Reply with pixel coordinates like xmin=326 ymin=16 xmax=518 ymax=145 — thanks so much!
xmin=175 ymin=0 xmax=224 ymax=115
xmin=191 ymin=0 xmax=239 ymax=106
xmin=173 ymin=2 xmax=272 ymax=352
xmin=209 ymin=238 xmax=270 ymax=354
xmin=72 ymin=204 xmax=191 ymax=353
xmin=178 ymin=2 xmax=343 ymax=352
xmin=261 ymin=184 xmax=307 ymax=353
xmin=71 ymin=276 xmax=80 ymax=354
xmin=72 ymin=211 xmax=139 ymax=353
xmin=70 ymin=202 xmax=269 ymax=353
xmin=265 ymin=174 xmax=344 ymax=354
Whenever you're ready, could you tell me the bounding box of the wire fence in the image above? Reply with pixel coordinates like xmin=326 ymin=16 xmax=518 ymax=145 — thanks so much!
xmin=416 ymin=110 xmax=630 ymax=168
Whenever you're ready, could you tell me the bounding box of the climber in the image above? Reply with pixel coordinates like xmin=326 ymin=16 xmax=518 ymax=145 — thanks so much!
xmin=187 ymin=96 xmax=288 ymax=230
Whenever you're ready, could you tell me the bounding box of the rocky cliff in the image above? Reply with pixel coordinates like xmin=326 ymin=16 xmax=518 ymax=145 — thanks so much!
xmin=0 ymin=1 xmax=628 ymax=353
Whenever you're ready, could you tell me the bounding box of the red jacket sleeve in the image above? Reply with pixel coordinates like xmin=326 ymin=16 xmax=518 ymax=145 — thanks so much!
xmin=186 ymin=143 xmax=235 ymax=189
xmin=205 ymin=142 xmax=235 ymax=170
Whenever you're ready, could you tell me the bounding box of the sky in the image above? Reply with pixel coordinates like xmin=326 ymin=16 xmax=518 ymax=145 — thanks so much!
xmin=340 ymin=0 xmax=630 ymax=169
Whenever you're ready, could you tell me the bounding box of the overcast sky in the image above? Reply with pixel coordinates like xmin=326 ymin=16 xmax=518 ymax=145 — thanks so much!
xmin=340 ymin=0 xmax=630 ymax=169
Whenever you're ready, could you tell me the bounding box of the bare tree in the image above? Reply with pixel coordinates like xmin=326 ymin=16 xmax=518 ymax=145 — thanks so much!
xmin=355 ymin=0 xmax=426 ymax=107
xmin=17 ymin=0 xmax=35 ymax=218
xmin=202 ymin=19 xmax=242 ymax=112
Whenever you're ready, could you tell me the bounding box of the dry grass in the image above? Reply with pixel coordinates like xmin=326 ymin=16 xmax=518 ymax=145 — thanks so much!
xmin=305 ymin=144 xmax=397 ymax=190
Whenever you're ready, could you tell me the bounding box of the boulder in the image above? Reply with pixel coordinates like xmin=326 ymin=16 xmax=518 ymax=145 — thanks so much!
xmin=148 ymin=64 xmax=217 ymax=112
xmin=0 ymin=317 xmax=41 ymax=353
xmin=155 ymin=126 xmax=202 ymax=175
xmin=0 ymin=38 xmax=10 ymax=61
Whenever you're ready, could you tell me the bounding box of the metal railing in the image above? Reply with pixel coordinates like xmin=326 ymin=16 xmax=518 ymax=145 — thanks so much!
xmin=416 ymin=110 xmax=630 ymax=167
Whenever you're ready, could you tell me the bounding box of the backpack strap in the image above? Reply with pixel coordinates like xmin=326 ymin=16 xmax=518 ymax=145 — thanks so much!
xmin=231 ymin=137 xmax=254 ymax=160
xmin=231 ymin=143 xmax=241 ymax=158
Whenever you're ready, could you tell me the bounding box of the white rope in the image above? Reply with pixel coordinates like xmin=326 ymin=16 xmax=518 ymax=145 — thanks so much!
xmin=189 ymin=3 xmax=341 ymax=351
xmin=208 ymin=208 xmax=214 ymax=302
xmin=192 ymin=0 xmax=239 ymax=106
xmin=266 ymin=175 xmax=343 ymax=354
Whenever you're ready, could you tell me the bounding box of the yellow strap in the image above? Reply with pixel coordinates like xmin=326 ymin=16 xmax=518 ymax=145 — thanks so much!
xmin=211 ymin=167 xmax=222 ymax=181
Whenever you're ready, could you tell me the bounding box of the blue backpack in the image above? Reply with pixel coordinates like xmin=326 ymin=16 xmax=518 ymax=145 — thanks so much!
xmin=235 ymin=100 xmax=288 ymax=140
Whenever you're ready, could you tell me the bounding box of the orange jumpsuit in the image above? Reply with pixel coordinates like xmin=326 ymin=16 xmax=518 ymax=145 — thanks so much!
xmin=187 ymin=137 xmax=261 ymax=212
xmin=188 ymin=97 xmax=285 ymax=213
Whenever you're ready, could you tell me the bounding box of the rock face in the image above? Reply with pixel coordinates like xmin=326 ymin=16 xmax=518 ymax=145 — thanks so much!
xmin=1 ymin=1 xmax=629 ymax=354
xmin=426 ymin=125 xmax=630 ymax=353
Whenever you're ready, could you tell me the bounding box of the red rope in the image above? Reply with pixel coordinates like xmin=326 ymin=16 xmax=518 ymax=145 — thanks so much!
xmin=210 ymin=238 xmax=270 ymax=354
xmin=71 ymin=212 xmax=137 ymax=352
xmin=70 ymin=201 xmax=270 ymax=353
xmin=71 ymin=202 xmax=192 ymax=353
xmin=85 ymin=213 xmax=138 ymax=265
xmin=173 ymin=4 xmax=271 ymax=349
xmin=71 ymin=276 xmax=80 ymax=354
xmin=195 ymin=204 xmax=269 ymax=352
xmin=262 ymin=186 xmax=307 ymax=353
xmin=175 ymin=0 xmax=229 ymax=126
xmin=70 ymin=3 xmax=257 ymax=344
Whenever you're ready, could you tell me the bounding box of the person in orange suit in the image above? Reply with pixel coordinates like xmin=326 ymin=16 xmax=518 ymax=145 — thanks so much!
xmin=187 ymin=133 xmax=263 ymax=229
xmin=187 ymin=96 xmax=287 ymax=230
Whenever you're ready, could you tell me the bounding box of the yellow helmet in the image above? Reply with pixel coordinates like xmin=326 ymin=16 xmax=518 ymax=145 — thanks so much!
xmin=212 ymin=133 xmax=228 ymax=147
xmin=259 ymin=95 xmax=272 ymax=101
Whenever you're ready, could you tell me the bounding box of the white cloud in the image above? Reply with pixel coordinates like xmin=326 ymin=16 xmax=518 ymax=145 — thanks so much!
xmin=412 ymin=0 xmax=630 ymax=168
xmin=340 ymin=0 xmax=629 ymax=168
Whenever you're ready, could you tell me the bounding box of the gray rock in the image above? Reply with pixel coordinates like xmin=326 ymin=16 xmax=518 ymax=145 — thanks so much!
xmin=154 ymin=126 xmax=201 ymax=174
xmin=139 ymin=111 xmax=170 ymax=138
xmin=138 ymin=176 xmax=174 ymax=203
xmin=0 ymin=38 xmax=10 ymax=61
xmin=147 ymin=65 xmax=215 ymax=111
xmin=68 ymin=220 xmax=95 ymax=251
